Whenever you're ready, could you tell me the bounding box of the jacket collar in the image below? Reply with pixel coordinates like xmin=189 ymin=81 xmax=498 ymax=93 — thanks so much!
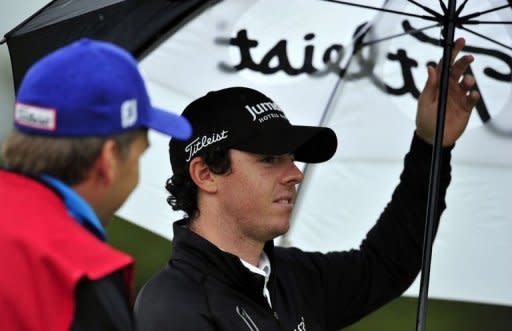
xmin=171 ymin=219 xmax=276 ymax=296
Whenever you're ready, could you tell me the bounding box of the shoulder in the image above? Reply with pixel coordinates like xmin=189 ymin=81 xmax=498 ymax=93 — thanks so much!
xmin=273 ymin=246 xmax=331 ymax=280
xmin=136 ymin=262 xmax=204 ymax=303
xmin=72 ymin=271 xmax=134 ymax=331
xmin=273 ymin=245 xmax=332 ymax=268
xmin=273 ymin=245 xmax=362 ymax=280
xmin=134 ymin=262 xmax=213 ymax=330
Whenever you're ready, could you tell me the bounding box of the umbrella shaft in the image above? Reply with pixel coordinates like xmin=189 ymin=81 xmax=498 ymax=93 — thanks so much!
xmin=416 ymin=1 xmax=458 ymax=331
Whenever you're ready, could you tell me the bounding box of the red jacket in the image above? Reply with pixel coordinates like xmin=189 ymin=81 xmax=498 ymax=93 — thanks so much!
xmin=0 ymin=170 xmax=133 ymax=331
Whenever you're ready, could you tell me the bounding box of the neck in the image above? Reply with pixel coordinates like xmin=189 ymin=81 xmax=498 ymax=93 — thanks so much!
xmin=189 ymin=215 xmax=265 ymax=267
xmin=72 ymin=181 xmax=110 ymax=226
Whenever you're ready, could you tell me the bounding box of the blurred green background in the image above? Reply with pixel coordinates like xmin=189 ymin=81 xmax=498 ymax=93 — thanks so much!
xmin=108 ymin=216 xmax=512 ymax=331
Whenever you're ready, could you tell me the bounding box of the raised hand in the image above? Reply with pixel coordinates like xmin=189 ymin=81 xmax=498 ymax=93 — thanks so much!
xmin=415 ymin=37 xmax=480 ymax=146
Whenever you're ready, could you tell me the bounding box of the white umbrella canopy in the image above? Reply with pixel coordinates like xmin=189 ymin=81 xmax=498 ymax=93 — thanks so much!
xmin=2 ymin=0 xmax=511 ymax=308
xmin=117 ymin=0 xmax=512 ymax=307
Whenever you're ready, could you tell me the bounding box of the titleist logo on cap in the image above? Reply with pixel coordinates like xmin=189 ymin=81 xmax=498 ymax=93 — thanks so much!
xmin=244 ymin=102 xmax=287 ymax=122
xmin=185 ymin=130 xmax=229 ymax=161
xmin=14 ymin=103 xmax=56 ymax=131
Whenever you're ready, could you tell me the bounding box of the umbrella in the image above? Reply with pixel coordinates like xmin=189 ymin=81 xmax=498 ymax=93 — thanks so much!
xmin=3 ymin=0 xmax=511 ymax=328
xmin=1 ymin=0 xmax=211 ymax=91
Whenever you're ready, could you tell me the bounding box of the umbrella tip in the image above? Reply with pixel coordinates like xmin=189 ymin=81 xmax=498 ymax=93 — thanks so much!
xmin=0 ymin=37 xmax=6 ymax=45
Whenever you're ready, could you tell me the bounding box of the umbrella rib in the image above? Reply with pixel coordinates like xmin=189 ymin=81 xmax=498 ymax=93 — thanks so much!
xmin=407 ymin=0 xmax=443 ymax=19
xmin=320 ymin=23 xmax=371 ymax=117
xmin=459 ymin=4 xmax=511 ymax=21
xmin=464 ymin=20 xmax=512 ymax=25
xmin=319 ymin=0 xmax=438 ymax=22
xmin=359 ymin=23 xmax=441 ymax=48
xmin=459 ymin=26 xmax=512 ymax=51
xmin=439 ymin=0 xmax=448 ymax=14
xmin=290 ymin=31 xmax=366 ymax=242
xmin=455 ymin=0 xmax=470 ymax=17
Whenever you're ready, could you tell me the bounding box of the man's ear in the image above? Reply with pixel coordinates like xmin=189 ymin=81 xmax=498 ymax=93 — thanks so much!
xmin=189 ymin=157 xmax=217 ymax=193
xmin=91 ymin=139 xmax=118 ymax=186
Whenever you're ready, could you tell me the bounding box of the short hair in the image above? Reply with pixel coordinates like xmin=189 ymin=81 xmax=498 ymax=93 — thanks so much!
xmin=166 ymin=146 xmax=231 ymax=220
xmin=2 ymin=129 xmax=146 ymax=185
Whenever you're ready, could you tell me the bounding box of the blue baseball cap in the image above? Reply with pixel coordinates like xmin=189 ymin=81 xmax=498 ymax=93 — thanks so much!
xmin=13 ymin=38 xmax=192 ymax=139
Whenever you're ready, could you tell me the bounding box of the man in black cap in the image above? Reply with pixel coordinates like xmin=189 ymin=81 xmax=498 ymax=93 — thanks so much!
xmin=134 ymin=38 xmax=479 ymax=330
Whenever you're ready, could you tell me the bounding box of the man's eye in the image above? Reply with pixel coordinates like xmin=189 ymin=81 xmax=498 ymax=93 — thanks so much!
xmin=260 ymin=154 xmax=296 ymax=164
xmin=261 ymin=156 xmax=278 ymax=164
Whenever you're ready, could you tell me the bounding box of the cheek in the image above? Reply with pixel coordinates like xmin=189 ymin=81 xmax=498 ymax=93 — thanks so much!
xmin=122 ymin=158 xmax=141 ymax=194
xmin=132 ymin=161 xmax=140 ymax=183
xmin=221 ymin=173 xmax=268 ymax=211
xmin=224 ymin=177 xmax=253 ymax=203
xmin=128 ymin=168 xmax=138 ymax=193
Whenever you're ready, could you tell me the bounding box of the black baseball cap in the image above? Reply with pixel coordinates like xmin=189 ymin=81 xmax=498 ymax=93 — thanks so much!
xmin=169 ymin=87 xmax=337 ymax=173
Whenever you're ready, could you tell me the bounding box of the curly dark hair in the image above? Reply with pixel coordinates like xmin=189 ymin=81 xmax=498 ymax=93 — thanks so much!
xmin=166 ymin=146 xmax=231 ymax=219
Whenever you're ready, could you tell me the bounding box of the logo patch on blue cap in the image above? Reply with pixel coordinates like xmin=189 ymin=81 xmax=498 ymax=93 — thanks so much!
xmin=15 ymin=103 xmax=56 ymax=131
xmin=121 ymin=99 xmax=138 ymax=128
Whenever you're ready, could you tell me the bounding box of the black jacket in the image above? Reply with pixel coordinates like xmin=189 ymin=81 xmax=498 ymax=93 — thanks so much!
xmin=72 ymin=271 xmax=135 ymax=331
xmin=134 ymin=135 xmax=452 ymax=331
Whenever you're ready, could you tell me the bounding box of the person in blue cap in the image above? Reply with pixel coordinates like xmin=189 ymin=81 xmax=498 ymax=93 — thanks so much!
xmin=134 ymin=38 xmax=480 ymax=331
xmin=0 ymin=38 xmax=191 ymax=331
